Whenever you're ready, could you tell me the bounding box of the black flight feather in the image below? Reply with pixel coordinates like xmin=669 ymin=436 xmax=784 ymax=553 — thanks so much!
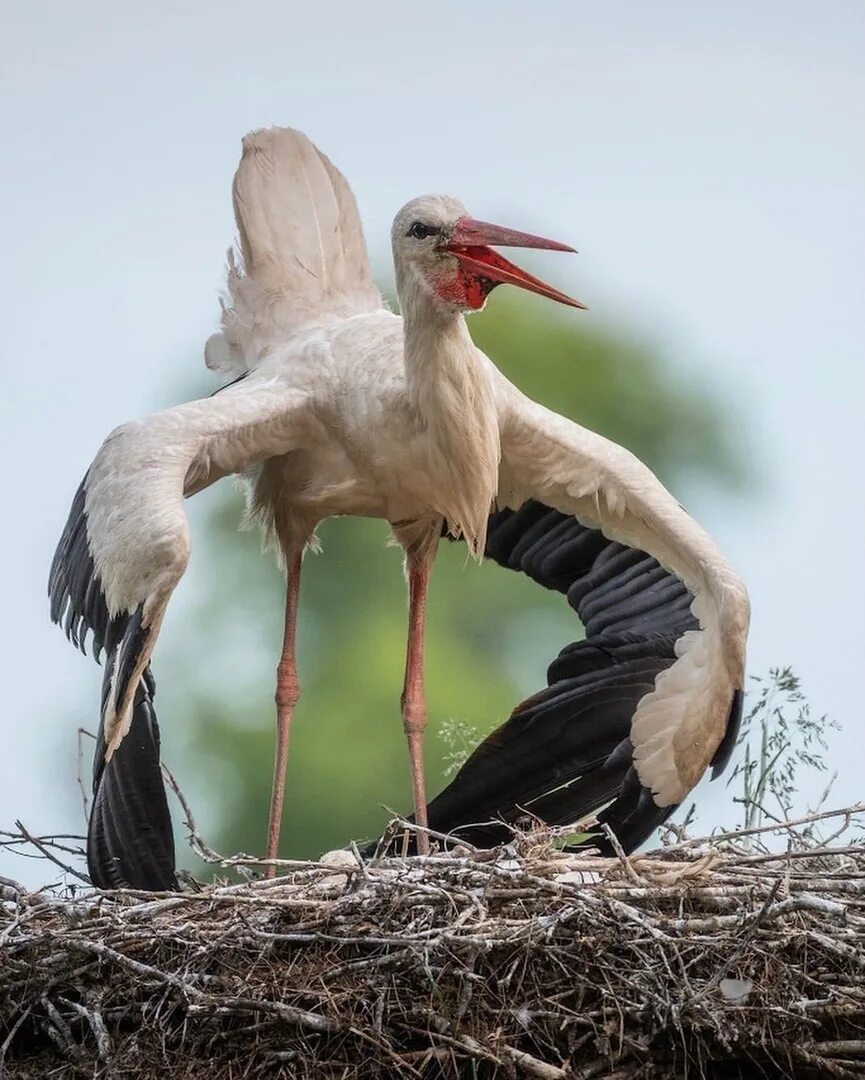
xmin=380 ymin=499 xmax=739 ymax=855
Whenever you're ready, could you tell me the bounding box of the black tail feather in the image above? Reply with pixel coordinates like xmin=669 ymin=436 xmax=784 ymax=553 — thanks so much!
xmin=88 ymin=650 xmax=177 ymax=891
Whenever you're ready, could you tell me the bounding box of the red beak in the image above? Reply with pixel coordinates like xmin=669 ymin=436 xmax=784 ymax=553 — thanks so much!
xmin=441 ymin=217 xmax=586 ymax=310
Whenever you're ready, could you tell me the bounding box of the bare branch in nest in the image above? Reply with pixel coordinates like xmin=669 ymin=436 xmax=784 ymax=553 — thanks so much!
xmin=1 ymin=822 xmax=89 ymax=884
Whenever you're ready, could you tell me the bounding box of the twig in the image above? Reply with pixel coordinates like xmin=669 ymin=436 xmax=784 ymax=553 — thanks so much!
xmin=664 ymin=803 xmax=865 ymax=850
xmin=602 ymin=823 xmax=645 ymax=885
xmin=501 ymin=1044 xmax=568 ymax=1078
xmin=75 ymin=727 xmax=96 ymax=825
xmin=12 ymin=821 xmax=90 ymax=884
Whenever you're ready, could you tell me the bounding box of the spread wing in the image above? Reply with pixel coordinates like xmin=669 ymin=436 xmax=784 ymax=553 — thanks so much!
xmin=49 ymin=380 xmax=310 ymax=887
xmin=424 ymin=395 xmax=749 ymax=853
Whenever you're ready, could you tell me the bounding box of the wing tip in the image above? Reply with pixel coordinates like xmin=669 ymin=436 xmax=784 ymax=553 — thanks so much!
xmin=49 ymin=471 xmax=124 ymax=662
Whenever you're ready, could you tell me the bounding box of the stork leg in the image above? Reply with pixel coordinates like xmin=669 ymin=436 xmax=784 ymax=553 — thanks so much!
xmin=401 ymin=554 xmax=432 ymax=856
xmin=265 ymin=549 xmax=303 ymax=878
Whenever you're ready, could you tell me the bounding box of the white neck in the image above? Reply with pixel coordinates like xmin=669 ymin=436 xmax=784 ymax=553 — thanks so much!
xmin=397 ymin=267 xmax=501 ymax=557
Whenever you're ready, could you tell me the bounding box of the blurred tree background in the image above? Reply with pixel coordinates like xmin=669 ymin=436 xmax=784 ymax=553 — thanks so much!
xmin=155 ymin=295 xmax=745 ymax=875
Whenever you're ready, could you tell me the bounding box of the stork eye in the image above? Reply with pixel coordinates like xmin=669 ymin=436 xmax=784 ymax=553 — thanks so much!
xmin=408 ymin=221 xmax=438 ymax=240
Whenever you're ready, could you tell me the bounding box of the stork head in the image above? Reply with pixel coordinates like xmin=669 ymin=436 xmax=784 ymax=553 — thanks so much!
xmin=391 ymin=195 xmax=585 ymax=315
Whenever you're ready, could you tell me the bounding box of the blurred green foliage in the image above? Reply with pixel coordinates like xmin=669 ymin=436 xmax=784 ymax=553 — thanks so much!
xmin=157 ymin=296 xmax=745 ymax=873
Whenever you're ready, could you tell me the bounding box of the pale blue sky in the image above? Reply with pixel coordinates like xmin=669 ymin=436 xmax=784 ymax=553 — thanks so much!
xmin=2 ymin=2 xmax=863 ymax=884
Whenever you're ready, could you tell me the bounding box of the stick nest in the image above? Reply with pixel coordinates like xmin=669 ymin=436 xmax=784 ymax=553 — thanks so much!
xmin=2 ymin=809 xmax=865 ymax=1079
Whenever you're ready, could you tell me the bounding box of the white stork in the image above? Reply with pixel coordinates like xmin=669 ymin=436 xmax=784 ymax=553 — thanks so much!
xmin=49 ymin=128 xmax=749 ymax=890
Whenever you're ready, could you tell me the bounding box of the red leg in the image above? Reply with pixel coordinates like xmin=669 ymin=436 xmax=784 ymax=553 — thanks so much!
xmin=265 ymin=550 xmax=303 ymax=878
xmin=401 ymin=556 xmax=432 ymax=855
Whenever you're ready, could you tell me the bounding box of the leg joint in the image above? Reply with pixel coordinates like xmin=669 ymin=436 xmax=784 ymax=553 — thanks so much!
xmin=275 ymin=663 xmax=300 ymax=711
xmin=402 ymin=695 xmax=427 ymax=736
